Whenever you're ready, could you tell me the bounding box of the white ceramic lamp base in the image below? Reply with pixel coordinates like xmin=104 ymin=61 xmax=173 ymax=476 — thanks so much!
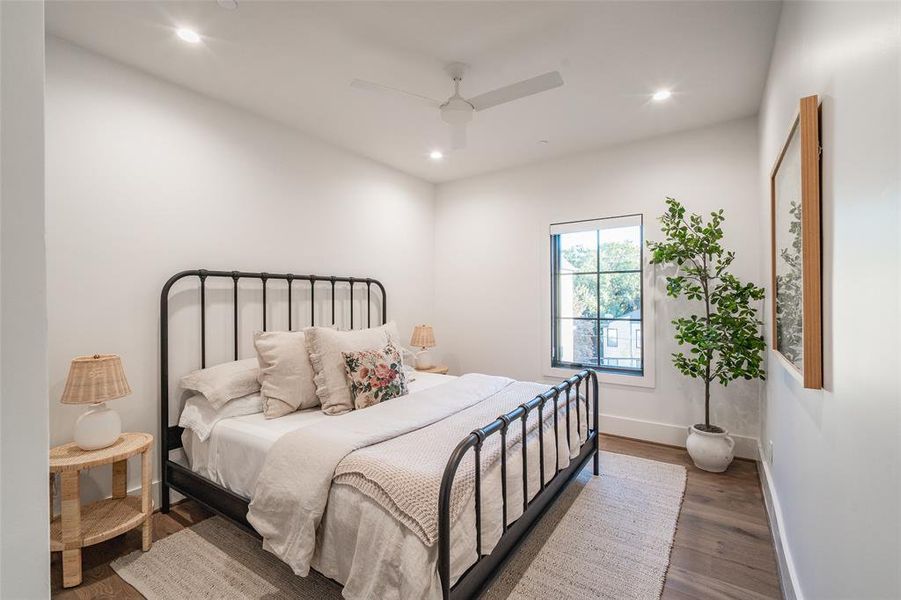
xmin=74 ymin=402 xmax=122 ymax=450
xmin=415 ymin=349 xmax=435 ymax=370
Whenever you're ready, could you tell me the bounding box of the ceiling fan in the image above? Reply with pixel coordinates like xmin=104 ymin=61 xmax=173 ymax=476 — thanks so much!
xmin=351 ymin=62 xmax=564 ymax=150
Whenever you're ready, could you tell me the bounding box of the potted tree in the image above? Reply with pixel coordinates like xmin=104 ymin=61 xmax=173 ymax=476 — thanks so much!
xmin=647 ymin=198 xmax=766 ymax=472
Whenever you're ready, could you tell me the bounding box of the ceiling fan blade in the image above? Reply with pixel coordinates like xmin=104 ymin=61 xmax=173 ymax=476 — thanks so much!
xmin=350 ymin=79 xmax=442 ymax=108
xmin=450 ymin=122 xmax=467 ymax=150
xmin=468 ymin=71 xmax=564 ymax=111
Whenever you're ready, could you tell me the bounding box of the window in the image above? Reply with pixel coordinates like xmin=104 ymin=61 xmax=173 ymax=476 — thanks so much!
xmin=551 ymin=214 xmax=643 ymax=374
xmin=606 ymin=327 xmax=618 ymax=347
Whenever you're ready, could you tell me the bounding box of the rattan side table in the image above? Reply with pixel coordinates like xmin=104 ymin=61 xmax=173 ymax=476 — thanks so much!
xmin=415 ymin=364 xmax=449 ymax=375
xmin=49 ymin=432 xmax=153 ymax=587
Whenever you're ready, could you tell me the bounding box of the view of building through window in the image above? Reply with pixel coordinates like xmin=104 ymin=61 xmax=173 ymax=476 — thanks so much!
xmin=551 ymin=215 xmax=643 ymax=373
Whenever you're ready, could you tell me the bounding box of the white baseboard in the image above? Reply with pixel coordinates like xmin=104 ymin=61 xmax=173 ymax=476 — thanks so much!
xmin=145 ymin=479 xmax=185 ymax=507
xmin=145 ymin=479 xmax=186 ymax=507
xmin=599 ymin=412 xmax=759 ymax=460
xmin=757 ymin=442 xmax=803 ymax=600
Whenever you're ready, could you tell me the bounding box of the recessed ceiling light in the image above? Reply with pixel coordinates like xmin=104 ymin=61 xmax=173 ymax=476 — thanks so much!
xmin=652 ymin=89 xmax=672 ymax=102
xmin=176 ymin=28 xmax=202 ymax=44
xmin=429 ymin=150 xmax=444 ymax=160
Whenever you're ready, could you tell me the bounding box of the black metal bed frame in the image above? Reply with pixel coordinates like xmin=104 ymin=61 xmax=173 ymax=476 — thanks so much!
xmin=160 ymin=268 xmax=599 ymax=600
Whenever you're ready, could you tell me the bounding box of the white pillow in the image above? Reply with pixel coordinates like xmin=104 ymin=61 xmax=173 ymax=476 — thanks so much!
xmin=305 ymin=322 xmax=401 ymax=415
xmin=179 ymin=358 xmax=260 ymax=409
xmin=254 ymin=330 xmax=319 ymax=419
xmin=178 ymin=392 xmax=263 ymax=442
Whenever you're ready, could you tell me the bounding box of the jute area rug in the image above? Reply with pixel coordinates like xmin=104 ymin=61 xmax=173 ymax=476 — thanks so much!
xmin=112 ymin=451 xmax=686 ymax=600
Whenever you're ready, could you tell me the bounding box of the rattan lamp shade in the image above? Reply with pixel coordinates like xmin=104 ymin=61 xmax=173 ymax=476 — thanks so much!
xmin=410 ymin=325 xmax=436 ymax=349
xmin=61 ymin=354 xmax=132 ymax=405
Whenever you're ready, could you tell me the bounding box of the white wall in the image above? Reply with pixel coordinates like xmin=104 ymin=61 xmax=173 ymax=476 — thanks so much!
xmin=757 ymin=2 xmax=900 ymax=599
xmin=45 ymin=38 xmax=435 ymax=503
xmin=0 ymin=1 xmax=50 ymax=597
xmin=434 ymin=117 xmax=764 ymax=457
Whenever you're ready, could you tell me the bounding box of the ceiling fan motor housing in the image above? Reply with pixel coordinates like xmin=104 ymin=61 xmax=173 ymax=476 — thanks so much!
xmin=440 ymin=97 xmax=474 ymax=125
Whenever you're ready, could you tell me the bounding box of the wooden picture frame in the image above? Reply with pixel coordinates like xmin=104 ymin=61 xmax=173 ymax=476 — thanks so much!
xmin=770 ymin=95 xmax=822 ymax=389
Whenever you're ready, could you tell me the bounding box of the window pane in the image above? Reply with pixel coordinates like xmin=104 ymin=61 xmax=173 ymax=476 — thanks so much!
xmin=599 ymin=223 xmax=641 ymax=271
xmin=557 ymin=318 xmax=598 ymax=365
xmin=557 ymin=273 xmax=598 ymax=318
xmin=599 ymin=319 xmax=641 ymax=371
xmin=597 ymin=272 xmax=640 ymax=319
xmin=605 ymin=327 xmax=618 ymax=347
xmin=558 ymin=230 xmax=597 ymax=273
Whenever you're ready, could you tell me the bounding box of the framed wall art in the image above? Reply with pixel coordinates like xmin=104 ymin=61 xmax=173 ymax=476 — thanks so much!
xmin=770 ymin=94 xmax=822 ymax=389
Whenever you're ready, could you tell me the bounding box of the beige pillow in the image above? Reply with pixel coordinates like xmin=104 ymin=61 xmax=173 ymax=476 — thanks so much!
xmin=179 ymin=358 xmax=260 ymax=410
xmin=305 ymin=322 xmax=401 ymax=415
xmin=254 ymin=330 xmax=319 ymax=418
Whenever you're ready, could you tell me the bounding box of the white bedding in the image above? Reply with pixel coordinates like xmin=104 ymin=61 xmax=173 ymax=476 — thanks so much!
xmin=181 ymin=370 xmax=589 ymax=600
xmin=182 ymin=370 xmax=456 ymax=498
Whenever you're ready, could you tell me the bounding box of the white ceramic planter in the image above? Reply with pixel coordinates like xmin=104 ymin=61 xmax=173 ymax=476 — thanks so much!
xmin=686 ymin=424 xmax=735 ymax=472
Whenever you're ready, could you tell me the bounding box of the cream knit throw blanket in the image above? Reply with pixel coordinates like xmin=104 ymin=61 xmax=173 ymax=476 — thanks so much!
xmin=248 ymin=374 xmax=587 ymax=576
xmin=334 ymin=380 xmax=583 ymax=545
xmin=248 ymin=374 xmax=514 ymax=575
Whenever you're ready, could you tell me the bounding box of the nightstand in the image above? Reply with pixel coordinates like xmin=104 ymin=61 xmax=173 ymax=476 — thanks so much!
xmin=49 ymin=432 xmax=153 ymax=587
xmin=416 ymin=365 xmax=449 ymax=375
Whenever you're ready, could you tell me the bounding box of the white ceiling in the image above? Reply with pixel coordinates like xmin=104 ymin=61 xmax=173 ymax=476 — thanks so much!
xmin=46 ymin=1 xmax=781 ymax=183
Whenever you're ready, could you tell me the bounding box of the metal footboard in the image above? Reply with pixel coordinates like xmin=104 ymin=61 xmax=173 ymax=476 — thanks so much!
xmin=437 ymin=369 xmax=600 ymax=599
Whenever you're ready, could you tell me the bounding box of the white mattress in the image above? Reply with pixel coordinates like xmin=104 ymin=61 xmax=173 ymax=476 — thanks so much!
xmin=182 ymin=370 xmax=456 ymax=498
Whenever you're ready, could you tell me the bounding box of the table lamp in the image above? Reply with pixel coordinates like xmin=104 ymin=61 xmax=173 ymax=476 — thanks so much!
xmin=410 ymin=325 xmax=437 ymax=370
xmin=61 ymin=354 xmax=131 ymax=450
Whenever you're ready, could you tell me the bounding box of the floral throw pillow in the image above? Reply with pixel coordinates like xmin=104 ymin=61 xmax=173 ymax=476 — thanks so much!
xmin=342 ymin=342 xmax=408 ymax=409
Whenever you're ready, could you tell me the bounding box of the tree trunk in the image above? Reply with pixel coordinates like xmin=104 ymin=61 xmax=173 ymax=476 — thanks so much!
xmin=704 ymin=376 xmax=710 ymax=428
xmin=701 ymin=254 xmax=712 ymax=429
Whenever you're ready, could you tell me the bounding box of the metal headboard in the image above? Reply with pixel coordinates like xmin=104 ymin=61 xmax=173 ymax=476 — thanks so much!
xmin=159 ymin=269 xmax=387 ymax=502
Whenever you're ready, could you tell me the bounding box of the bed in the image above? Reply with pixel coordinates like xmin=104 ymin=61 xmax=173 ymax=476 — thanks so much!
xmin=161 ymin=269 xmax=599 ymax=600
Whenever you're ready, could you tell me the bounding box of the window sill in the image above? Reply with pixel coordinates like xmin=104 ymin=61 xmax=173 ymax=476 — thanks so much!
xmin=543 ymin=365 xmax=655 ymax=389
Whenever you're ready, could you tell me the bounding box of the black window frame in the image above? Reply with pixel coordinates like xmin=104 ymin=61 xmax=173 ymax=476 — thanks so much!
xmin=550 ymin=213 xmax=644 ymax=376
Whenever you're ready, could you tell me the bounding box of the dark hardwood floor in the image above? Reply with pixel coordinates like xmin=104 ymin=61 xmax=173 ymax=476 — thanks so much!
xmin=604 ymin=436 xmax=782 ymax=600
xmin=51 ymin=435 xmax=782 ymax=599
